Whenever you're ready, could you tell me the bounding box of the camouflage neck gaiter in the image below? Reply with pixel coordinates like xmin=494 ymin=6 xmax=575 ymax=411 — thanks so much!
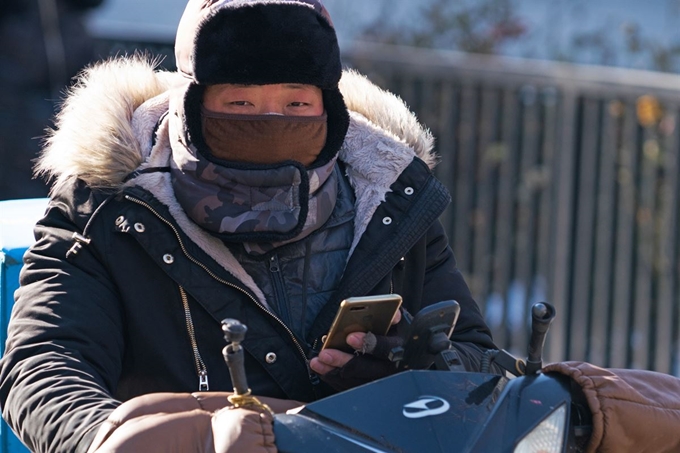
xmin=171 ymin=140 xmax=338 ymax=255
xmin=201 ymin=108 xmax=328 ymax=167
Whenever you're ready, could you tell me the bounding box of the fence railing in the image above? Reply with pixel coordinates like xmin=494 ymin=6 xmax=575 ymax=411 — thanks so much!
xmin=342 ymin=42 xmax=680 ymax=375
xmin=95 ymin=38 xmax=680 ymax=375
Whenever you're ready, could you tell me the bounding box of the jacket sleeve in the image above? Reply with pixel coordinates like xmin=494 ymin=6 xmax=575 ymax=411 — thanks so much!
xmin=86 ymin=392 xmax=302 ymax=453
xmin=543 ymin=361 xmax=680 ymax=453
xmin=0 ymin=204 xmax=124 ymax=453
xmin=401 ymin=220 xmax=500 ymax=372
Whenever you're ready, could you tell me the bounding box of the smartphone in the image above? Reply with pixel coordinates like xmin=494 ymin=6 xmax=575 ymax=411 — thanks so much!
xmin=321 ymin=294 xmax=403 ymax=353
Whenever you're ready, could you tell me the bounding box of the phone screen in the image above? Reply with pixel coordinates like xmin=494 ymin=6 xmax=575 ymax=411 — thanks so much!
xmin=321 ymin=294 xmax=402 ymax=353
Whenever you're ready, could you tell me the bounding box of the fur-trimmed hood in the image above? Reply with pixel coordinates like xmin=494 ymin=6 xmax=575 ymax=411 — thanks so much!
xmin=37 ymin=57 xmax=437 ymax=197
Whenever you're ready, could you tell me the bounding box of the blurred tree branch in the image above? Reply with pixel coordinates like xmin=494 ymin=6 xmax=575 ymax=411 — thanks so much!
xmin=358 ymin=0 xmax=526 ymax=54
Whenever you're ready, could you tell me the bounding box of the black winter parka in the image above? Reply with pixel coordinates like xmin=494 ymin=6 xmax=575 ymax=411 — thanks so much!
xmin=0 ymin=60 xmax=497 ymax=453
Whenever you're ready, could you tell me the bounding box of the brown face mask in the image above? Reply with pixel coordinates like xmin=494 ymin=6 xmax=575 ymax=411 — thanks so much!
xmin=201 ymin=107 xmax=328 ymax=166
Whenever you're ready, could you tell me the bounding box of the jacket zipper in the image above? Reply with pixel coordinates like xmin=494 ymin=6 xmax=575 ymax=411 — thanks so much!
xmin=179 ymin=286 xmax=209 ymax=391
xmin=124 ymin=196 xmax=314 ymax=383
xmin=269 ymin=254 xmax=292 ymax=327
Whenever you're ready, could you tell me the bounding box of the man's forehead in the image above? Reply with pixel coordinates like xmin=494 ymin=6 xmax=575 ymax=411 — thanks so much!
xmin=222 ymin=83 xmax=317 ymax=89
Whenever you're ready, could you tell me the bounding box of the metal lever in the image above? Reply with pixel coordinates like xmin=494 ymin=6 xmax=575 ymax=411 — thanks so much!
xmin=524 ymin=302 xmax=556 ymax=375
xmin=221 ymin=318 xmax=272 ymax=413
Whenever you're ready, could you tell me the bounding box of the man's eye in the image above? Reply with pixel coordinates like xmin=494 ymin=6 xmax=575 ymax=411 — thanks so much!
xmin=230 ymin=101 xmax=251 ymax=106
xmin=289 ymin=102 xmax=309 ymax=107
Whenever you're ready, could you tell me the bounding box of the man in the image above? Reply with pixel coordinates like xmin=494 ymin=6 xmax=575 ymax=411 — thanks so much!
xmin=0 ymin=1 xmax=499 ymax=451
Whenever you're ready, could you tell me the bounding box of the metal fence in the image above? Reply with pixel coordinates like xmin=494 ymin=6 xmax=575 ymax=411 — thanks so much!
xmin=343 ymin=42 xmax=680 ymax=375
xmin=95 ymin=39 xmax=680 ymax=375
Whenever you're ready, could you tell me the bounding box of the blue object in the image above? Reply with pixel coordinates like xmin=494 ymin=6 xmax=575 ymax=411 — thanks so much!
xmin=0 ymin=198 xmax=49 ymax=453
xmin=274 ymin=370 xmax=574 ymax=453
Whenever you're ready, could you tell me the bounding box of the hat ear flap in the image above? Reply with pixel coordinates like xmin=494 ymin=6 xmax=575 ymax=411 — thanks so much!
xmin=310 ymin=88 xmax=349 ymax=169
xmin=183 ymin=84 xmax=212 ymax=159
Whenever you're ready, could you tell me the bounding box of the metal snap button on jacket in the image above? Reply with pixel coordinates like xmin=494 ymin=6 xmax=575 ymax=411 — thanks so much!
xmin=404 ymin=187 xmax=414 ymax=195
xmin=134 ymin=223 xmax=145 ymax=233
xmin=162 ymin=254 xmax=174 ymax=264
xmin=382 ymin=217 xmax=393 ymax=225
xmin=265 ymin=352 xmax=277 ymax=364
xmin=115 ymin=216 xmax=125 ymax=226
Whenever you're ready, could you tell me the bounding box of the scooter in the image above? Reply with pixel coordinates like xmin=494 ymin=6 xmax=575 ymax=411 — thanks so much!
xmin=221 ymin=301 xmax=593 ymax=453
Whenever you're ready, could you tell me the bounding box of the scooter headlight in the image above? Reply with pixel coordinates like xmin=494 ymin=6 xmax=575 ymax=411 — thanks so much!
xmin=513 ymin=404 xmax=566 ymax=453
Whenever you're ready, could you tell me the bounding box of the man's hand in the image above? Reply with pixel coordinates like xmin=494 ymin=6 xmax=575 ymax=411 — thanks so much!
xmin=310 ymin=310 xmax=402 ymax=390
xmin=308 ymin=332 xmax=361 ymax=375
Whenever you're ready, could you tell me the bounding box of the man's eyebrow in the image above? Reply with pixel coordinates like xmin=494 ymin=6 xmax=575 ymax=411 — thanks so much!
xmin=283 ymin=84 xmax=312 ymax=90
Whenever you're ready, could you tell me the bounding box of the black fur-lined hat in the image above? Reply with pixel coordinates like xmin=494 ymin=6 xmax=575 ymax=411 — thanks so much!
xmin=175 ymin=0 xmax=348 ymax=169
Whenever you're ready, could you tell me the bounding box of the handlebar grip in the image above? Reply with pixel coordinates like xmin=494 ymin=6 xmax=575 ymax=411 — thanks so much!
xmin=525 ymin=302 xmax=556 ymax=375
xmin=222 ymin=319 xmax=250 ymax=395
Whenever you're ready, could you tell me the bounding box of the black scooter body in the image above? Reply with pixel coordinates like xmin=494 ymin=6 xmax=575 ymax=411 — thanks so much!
xmin=274 ymin=369 xmax=577 ymax=453
xmin=222 ymin=301 xmax=587 ymax=452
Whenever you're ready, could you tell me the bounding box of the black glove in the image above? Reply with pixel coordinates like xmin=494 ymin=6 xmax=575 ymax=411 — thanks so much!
xmin=319 ymin=329 xmax=404 ymax=391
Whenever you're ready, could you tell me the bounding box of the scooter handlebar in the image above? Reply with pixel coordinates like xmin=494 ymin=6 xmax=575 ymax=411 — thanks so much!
xmin=524 ymin=302 xmax=556 ymax=375
xmin=222 ymin=318 xmax=250 ymax=395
